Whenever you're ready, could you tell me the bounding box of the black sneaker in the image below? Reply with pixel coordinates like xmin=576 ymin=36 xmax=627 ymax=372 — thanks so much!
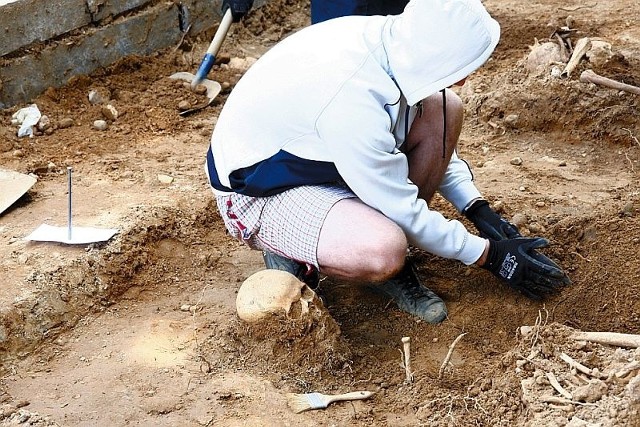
xmin=374 ymin=260 xmax=447 ymax=323
xmin=262 ymin=251 xmax=320 ymax=290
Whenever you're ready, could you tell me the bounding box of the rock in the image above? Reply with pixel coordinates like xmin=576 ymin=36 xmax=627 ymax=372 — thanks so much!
xmin=228 ymin=57 xmax=258 ymax=71
xmin=178 ymin=100 xmax=191 ymax=111
xmin=528 ymin=222 xmax=545 ymax=233
xmin=58 ymin=118 xmax=75 ymax=129
xmin=101 ymin=104 xmax=118 ymax=121
xmin=510 ymin=157 xmax=523 ymax=166
xmin=157 ymin=174 xmax=174 ymax=184
xmin=504 ymin=114 xmax=519 ymax=128
xmin=511 ymin=213 xmax=528 ymax=227
xmin=93 ymin=120 xmax=108 ymax=131
xmin=37 ymin=115 xmax=51 ymax=131
xmin=193 ymin=84 xmax=208 ymax=96
xmin=572 ymin=379 xmax=607 ymax=403
xmin=88 ymin=88 xmax=110 ymax=105
xmin=621 ymin=202 xmax=635 ymax=216
xmin=586 ymin=40 xmax=613 ymax=67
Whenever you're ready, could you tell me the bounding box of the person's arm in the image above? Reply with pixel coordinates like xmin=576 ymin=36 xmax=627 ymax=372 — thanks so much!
xmin=317 ymin=96 xmax=486 ymax=265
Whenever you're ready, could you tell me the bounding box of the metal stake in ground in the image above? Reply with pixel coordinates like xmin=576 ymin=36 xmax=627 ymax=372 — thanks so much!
xmin=67 ymin=167 xmax=72 ymax=241
xmin=24 ymin=167 xmax=118 ymax=245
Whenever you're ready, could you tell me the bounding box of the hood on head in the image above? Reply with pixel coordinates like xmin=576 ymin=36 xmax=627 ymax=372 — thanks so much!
xmin=385 ymin=0 xmax=500 ymax=106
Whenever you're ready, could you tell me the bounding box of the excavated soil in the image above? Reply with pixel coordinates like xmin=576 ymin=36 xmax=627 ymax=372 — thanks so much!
xmin=0 ymin=0 xmax=639 ymax=425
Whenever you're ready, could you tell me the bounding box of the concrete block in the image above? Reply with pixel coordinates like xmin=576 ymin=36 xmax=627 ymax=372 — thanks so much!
xmin=0 ymin=0 xmax=91 ymax=57
xmin=0 ymin=2 xmax=183 ymax=107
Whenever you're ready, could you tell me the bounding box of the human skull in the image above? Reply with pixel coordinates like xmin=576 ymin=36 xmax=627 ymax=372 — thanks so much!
xmin=236 ymin=269 xmax=319 ymax=323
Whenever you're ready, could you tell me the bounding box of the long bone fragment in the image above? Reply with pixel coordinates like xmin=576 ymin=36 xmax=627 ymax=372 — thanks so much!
xmin=561 ymin=37 xmax=591 ymax=77
xmin=580 ymin=69 xmax=640 ymax=96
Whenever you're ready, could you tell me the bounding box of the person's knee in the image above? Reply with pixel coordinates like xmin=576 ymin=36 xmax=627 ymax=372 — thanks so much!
xmin=361 ymin=228 xmax=407 ymax=283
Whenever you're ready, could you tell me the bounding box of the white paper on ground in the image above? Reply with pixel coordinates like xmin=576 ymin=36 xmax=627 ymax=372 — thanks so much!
xmin=25 ymin=224 xmax=118 ymax=244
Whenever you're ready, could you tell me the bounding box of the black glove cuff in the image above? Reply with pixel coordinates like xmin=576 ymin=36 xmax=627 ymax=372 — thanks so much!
xmin=482 ymin=239 xmax=500 ymax=272
xmin=463 ymin=199 xmax=490 ymax=220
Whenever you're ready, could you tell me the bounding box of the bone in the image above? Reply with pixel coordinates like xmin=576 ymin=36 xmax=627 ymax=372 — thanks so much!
xmin=570 ymin=331 xmax=640 ymax=348
xmin=580 ymin=69 xmax=640 ymax=96
xmin=546 ymin=372 xmax=573 ymax=400
xmin=559 ymin=352 xmax=606 ymax=379
xmin=561 ymin=37 xmax=591 ymax=77
xmin=402 ymin=337 xmax=413 ymax=383
xmin=438 ymin=332 xmax=466 ymax=379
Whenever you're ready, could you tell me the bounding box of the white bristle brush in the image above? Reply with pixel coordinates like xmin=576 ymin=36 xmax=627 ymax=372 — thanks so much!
xmin=286 ymin=390 xmax=375 ymax=413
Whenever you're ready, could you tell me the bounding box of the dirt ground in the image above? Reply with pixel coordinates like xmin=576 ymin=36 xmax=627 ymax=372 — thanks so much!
xmin=1 ymin=0 xmax=639 ymax=425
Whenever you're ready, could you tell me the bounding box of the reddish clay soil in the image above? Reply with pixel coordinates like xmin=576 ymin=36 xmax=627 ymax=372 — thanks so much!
xmin=0 ymin=0 xmax=639 ymax=425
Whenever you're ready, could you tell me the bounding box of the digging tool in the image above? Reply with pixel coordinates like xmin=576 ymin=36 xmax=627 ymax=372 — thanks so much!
xmin=286 ymin=391 xmax=375 ymax=413
xmin=192 ymin=8 xmax=234 ymax=89
xmin=168 ymin=72 xmax=222 ymax=116
xmin=168 ymin=8 xmax=233 ymax=116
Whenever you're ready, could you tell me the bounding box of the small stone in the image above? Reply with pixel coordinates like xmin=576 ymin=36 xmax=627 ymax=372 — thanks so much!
xmin=180 ymin=304 xmax=191 ymax=312
xmin=573 ymin=379 xmax=607 ymax=403
xmin=519 ymin=326 xmax=532 ymax=337
xmin=504 ymin=114 xmax=519 ymax=128
xmin=93 ymin=120 xmax=108 ymax=131
xmin=193 ymin=84 xmax=208 ymax=96
xmin=158 ymin=174 xmax=174 ymax=184
xmin=101 ymin=104 xmax=118 ymax=121
xmin=37 ymin=115 xmax=51 ymax=131
xmin=511 ymin=213 xmax=527 ymax=227
xmin=621 ymin=202 xmax=635 ymax=216
xmin=88 ymin=88 xmax=110 ymax=105
xmin=559 ymin=160 xmax=567 ymax=167
xmin=536 ymin=201 xmax=546 ymax=207
xmin=58 ymin=118 xmax=75 ymax=129
xmin=493 ymin=200 xmax=505 ymax=213
xmin=528 ymin=223 xmax=545 ymax=233
xmin=178 ymin=100 xmax=191 ymax=111
xmin=12 ymin=149 xmax=24 ymax=158
xmin=510 ymin=157 xmax=523 ymax=166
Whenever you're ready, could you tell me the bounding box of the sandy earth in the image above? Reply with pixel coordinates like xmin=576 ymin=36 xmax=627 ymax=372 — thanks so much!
xmin=0 ymin=0 xmax=639 ymax=425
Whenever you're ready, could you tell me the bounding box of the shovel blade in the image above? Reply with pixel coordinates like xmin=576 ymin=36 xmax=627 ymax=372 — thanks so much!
xmin=169 ymin=72 xmax=222 ymax=115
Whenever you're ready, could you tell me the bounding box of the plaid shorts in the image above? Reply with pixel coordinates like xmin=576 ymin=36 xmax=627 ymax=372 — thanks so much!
xmin=215 ymin=184 xmax=356 ymax=268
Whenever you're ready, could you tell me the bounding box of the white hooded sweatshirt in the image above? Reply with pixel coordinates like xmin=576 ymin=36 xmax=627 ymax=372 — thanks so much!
xmin=206 ymin=0 xmax=501 ymax=265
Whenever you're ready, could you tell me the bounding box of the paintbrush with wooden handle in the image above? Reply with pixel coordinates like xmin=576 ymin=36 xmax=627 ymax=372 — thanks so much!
xmin=286 ymin=390 xmax=375 ymax=413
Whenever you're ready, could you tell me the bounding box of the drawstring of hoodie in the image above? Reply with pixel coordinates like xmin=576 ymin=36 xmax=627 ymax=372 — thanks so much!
xmin=404 ymin=90 xmax=447 ymax=159
xmin=441 ymin=89 xmax=447 ymax=159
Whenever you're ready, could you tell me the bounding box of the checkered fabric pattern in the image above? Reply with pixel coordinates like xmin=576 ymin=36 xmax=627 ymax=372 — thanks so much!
xmin=215 ymin=184 xmax=356 ymax=267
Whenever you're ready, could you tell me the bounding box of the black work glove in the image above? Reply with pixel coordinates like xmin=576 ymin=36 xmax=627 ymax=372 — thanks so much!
xmin=222 ymin=0 xmax=254 ymax=22
xmin=464 ymin=199 xmax=521 ymax=240
xmin=483 ymin=237 xmax=571 ymax=300
xmin=466 ymin=199 xmax=571 ymax=289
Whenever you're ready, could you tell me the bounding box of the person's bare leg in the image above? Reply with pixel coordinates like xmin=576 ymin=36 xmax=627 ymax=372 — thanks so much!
xmin=316 ymin=198 xmax=407 ymax=283
xmin=402 ymin=88 xmax=464 ymax=202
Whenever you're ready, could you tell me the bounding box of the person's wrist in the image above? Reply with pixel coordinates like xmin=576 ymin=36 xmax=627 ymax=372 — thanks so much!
xmin=462 ymin=197 xmax=485 ymax=216
xmin=476 ymin=239 xmax=490 ymax=266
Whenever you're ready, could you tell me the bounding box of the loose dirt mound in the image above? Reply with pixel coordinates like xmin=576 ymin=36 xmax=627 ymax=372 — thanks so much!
xmin=1 ymin=0 xmax=639 ymax=425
